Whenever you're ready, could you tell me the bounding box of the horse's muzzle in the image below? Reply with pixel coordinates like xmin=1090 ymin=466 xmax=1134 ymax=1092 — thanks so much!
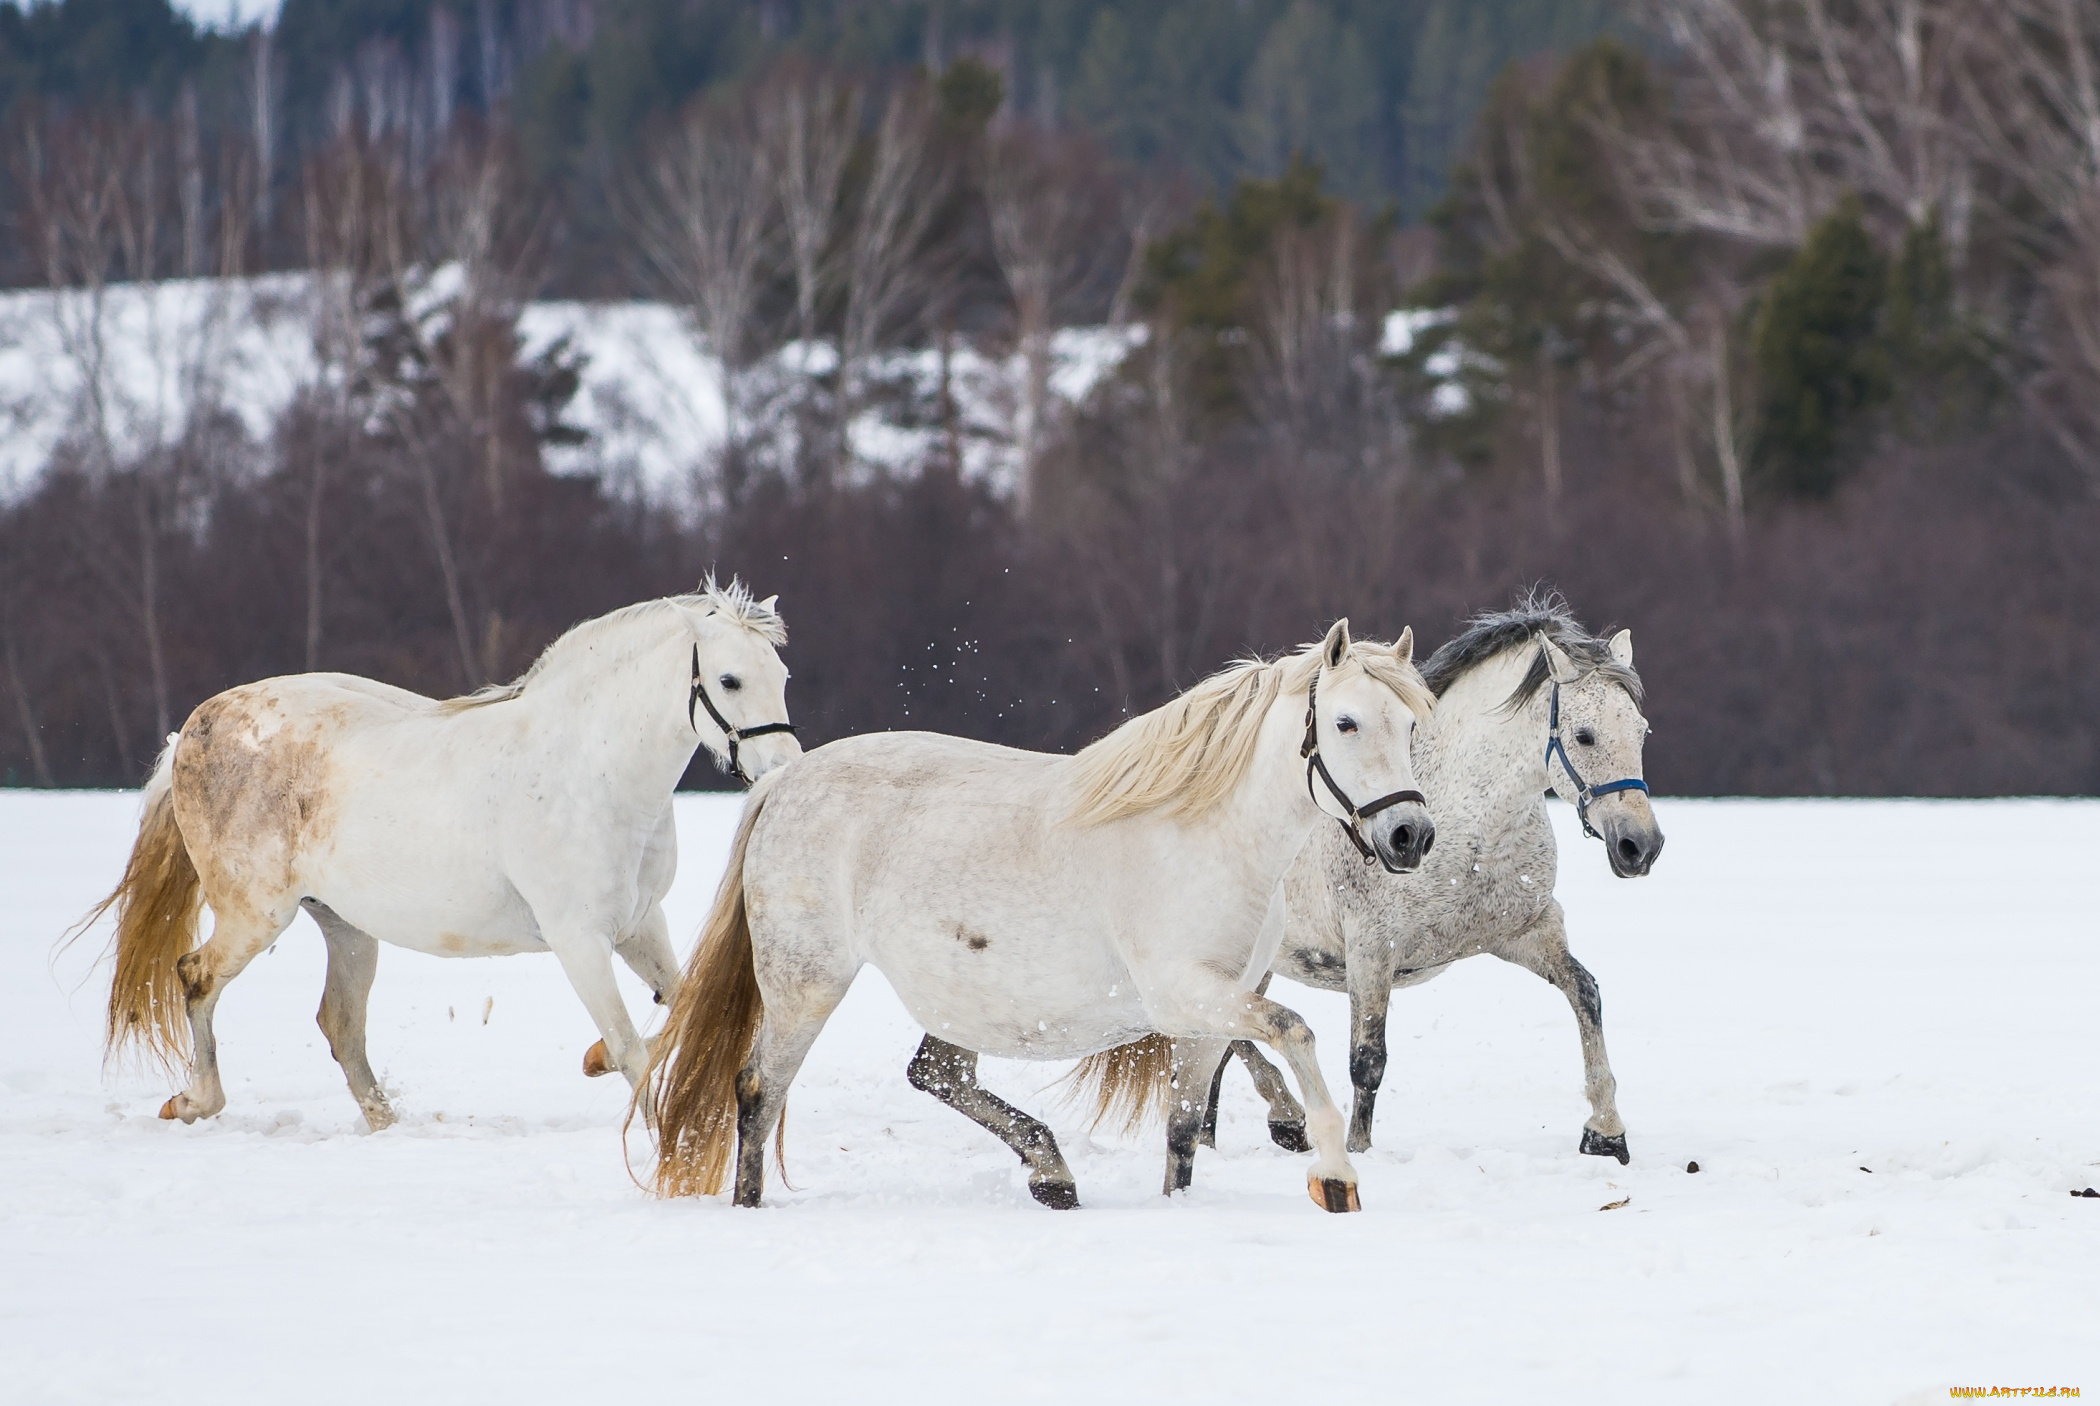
xmin=1603 ymin=819 xmax=1664 ymax=878
xmin=1372 ymin=805 xmax=1436 ymax=874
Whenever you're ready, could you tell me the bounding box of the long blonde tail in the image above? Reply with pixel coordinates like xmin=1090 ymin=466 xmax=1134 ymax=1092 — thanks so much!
xmin=1062 ymin=1033 xmax=1176 ymax=1135
xmin=74 ymin=739 xmax=201 ymax=1073
xmin=646 ymin=775 xmax=777 ymax=1196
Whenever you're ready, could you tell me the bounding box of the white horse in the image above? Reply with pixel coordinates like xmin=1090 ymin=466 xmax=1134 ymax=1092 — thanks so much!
xmin=1081 ymin=599 xmax=1663 ymax=1187
xmin=79 ymin=578 xmax=798 ymax=1129
xmin=647 ymin=620 xmax=1436 ymax=1213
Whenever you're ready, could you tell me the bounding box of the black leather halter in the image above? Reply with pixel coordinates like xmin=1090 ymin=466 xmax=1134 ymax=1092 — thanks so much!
xmin=1301 ymin=670 xmax=1427 ymax=870
xmin=690 ymin=644 xmax=798 ymax=784
xmin=1544 ymin=679 xmax=1649 ymax=841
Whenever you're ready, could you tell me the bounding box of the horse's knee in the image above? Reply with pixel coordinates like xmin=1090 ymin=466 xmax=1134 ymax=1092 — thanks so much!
xmin=905 ymin=1039 xmax=967 ymax=1098
xmin=1349 ymin=1043 xmax=1386 ymax=1093
xmin=176 ymin=950 xmax=215 ymax=1005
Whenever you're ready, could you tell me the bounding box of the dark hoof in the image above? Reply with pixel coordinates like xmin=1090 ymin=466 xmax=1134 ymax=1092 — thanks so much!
xmin=1029 ymin=1179 xmax=1079 ymax=1210
xmin=1268 ymin=1119 xmax=1312 ymax=1153
xmin=1580 ymin=1128 xmax=1630 ymax=1165
xmin=1309 ymin=1176 xmax=1361 ymax=1213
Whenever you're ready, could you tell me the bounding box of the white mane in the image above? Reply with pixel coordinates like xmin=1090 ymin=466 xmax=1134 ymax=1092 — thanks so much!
xmin=439 ymin=575 xmax=784 ymax=712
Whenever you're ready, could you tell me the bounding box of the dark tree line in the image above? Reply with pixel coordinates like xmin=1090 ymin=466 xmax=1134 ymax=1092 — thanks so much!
xmin=3 ymin=9 xmax=2098 ymax=796
xmin=0 ymin=0 xmax=1612 ymax=291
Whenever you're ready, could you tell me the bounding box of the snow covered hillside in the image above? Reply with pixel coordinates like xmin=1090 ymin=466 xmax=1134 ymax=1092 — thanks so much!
xmin=0 ymin=273 xmax=1138 ymax=498
xmin=3 ymin=794 xmax=2095 ymax=1402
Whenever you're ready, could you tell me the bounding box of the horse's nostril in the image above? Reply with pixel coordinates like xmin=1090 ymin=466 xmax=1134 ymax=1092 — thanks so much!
xmin=1394 ymin=825 xmax=1414 ymax=851
xmin=1420 ymin=830 xmax=1434 ymax=855
xmin=1617 ymin=837 xmax=1640 ymax=862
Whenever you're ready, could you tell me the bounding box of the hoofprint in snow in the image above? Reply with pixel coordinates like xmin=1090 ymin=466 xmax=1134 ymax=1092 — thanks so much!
xmin=2 ymin=793 xmax=2094 ymax=1402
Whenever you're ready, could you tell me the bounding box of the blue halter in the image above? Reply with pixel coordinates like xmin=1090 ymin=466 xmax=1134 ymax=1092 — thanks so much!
xmin=1544 ymin=680 xmax=1649 ymax=841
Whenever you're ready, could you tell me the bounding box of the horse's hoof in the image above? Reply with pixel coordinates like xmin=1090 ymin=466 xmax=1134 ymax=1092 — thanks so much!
xmin=1268 ymin=1119 xmax=1311 ymax=1153
xmin=158 ymin=1097 xmax=180 ymax=1120
xmin=582 ymin=1040 xmax=612 ymax=1077
xmin=1580 ymin=1128 xmax=1630 ymax=1165
xmin=1309 ymin=1176 xmax=1361 ymax=1213
xmin=1029 ymin=1179 xmax=1080 ymax=1210
xmin=361 ymin=1105 xmax=397 ymax=1133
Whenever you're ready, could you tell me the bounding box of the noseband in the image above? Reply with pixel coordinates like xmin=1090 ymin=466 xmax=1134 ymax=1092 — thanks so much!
xmin=1544 ymin=680 xmax=1648 ymax=841
xmin=1301 ymin=671 xmax=1427 ymax=870
xmin=690 ymin=644 xmax=798 ymax=784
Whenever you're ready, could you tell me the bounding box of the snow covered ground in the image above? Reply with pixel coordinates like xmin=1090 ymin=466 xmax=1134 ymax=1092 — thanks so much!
xmin=2 ymin=793 xmax=2095 ymax=1402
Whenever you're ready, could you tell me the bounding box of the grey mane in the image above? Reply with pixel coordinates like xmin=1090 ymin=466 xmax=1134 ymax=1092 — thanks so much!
xmin=1417 ymin=590 xmax=1642 ymax=709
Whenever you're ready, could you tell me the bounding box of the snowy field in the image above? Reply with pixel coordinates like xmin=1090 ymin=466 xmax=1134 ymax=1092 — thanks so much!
xmin=3 ymin=792 xmax=2096 ymax=1403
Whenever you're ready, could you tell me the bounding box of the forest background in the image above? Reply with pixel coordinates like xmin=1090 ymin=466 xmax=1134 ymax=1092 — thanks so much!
xmin=1 ymin=0 xmax=2094 ymax=795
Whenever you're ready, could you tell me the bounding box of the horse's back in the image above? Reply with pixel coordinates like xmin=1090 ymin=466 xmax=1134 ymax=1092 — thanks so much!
xmin=745 ymin=731 xmax=1151 ymax=1058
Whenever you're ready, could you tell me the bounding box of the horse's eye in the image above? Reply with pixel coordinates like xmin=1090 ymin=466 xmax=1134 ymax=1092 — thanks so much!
xmin=719 ymin=674 xmax=742 ymax=692
xmin=1336 ymin=716 xmax=1359 ymax=735
xmin=1575 ymin=727 xmax=1596 ymax=746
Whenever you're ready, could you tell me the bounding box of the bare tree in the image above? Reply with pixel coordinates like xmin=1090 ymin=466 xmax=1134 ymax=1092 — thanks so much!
xmin=297 ymin=129 xmax=408 ymax=669
xmin=838 ymin=86 xmax=947 ymax=467
xmin=12 ymin=109 xmax=252 ymax=742
xmin=980 ymin=122 xmax=1105 ymax=512
xmin=757 ymin=70 xmax=858 ymax=350
xmin=385 ymin=125 xmax=542 ymax=686
xmin=1963 ymin=0 xmax=2100 ymax=487
xmin=625 ymin=97 xmax=774 ymax=472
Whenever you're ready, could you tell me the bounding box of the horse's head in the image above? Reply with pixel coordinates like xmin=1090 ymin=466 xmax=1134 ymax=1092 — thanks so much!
xmin=1541 ymin=629 xmax=1663 ymax=877
xmin=1307 ymin=619 xmax=1437 ymax=874
xmin=679 ymin=583 xmax=799 ymax=784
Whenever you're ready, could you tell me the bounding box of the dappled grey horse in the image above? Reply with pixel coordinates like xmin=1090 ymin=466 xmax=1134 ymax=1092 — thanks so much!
xmin=1168 ymin=600 xmax=1663 ymax=1186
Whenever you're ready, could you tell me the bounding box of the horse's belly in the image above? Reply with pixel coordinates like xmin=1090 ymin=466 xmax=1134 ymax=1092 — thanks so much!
xmin=872 ymin=942 xmax=1153 ymax=1060
xmin=316 ymin=882 xmax=544 ymax=958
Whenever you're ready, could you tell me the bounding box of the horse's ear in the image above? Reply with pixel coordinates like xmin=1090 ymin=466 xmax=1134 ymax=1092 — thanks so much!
xmin=1321 ymin=618 xmax=1352 ymax=669
xmin=1541 ymin=635 xmax=1582 ymax=684
xmin=1608 ymin=628 xmax=1633 ymax=668
xmin=758 ymin=594 xmax=779 ymax=615
xmin=1393 ymin=626 xmax=1414 ymax=665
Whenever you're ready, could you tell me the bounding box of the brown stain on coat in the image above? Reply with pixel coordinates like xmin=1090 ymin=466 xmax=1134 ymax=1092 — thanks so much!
xmin=171 ymin=685 xmax=344 ymax=925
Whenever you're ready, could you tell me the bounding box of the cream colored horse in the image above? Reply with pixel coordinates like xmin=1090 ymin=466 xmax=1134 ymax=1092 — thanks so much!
xmin=80 ymin=579 xmax=797 ymax=1130
xmin=647 ymin=619 xmax=1436 ymax=1214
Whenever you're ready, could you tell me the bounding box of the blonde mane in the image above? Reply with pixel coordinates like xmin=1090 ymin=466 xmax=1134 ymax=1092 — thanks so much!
xmin=437 ymin=576 xmax=785 ymax=713
xmin=1066 ymin=635 xmax=1434 ymax=827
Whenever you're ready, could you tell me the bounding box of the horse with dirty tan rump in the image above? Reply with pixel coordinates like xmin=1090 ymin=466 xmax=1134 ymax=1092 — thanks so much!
xmin=77 ymin=579 xmax=797 ymax=1129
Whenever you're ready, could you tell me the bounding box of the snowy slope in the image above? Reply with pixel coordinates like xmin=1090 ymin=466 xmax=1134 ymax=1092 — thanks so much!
xmin=0 ymin=273 xmax=1138 ymax=500
xmin=2 ymin=794 xmax=2095 ymax=1402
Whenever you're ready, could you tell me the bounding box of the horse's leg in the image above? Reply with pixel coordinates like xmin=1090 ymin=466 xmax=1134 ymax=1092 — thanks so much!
xmin=1196 ymin=970 xmax=1309 ymax=1152
xmin=305 ymin=900 xmax=395 ymax=1131
xmin=1164 ymin=1037 xmax=1228 ymax=1193
xmin=1342 ymin=944 xmax=1400 ymax=1154
xmin=1149 ymin=979 xmax=1361 ymax=1212
xmin=1206 ymin=1040 xmax=1310 ymax=1152
xmin=583 ymin=902 xmax=680 ymax=1078
xmin=161 ymin=902 xmax=297 ymax=1123
xmin=906 ymin=1034 xmax=1080 ymax=1210
xmin=732 ymin=997 xmax=843 ymax=1207
xmin=1499 ymin=902 xmax=1628 ymax=1164
xmin=542 ymin=922 xmax=653 ymax=1100
xmin=613 ymin=901 xmax=679 ymax=1006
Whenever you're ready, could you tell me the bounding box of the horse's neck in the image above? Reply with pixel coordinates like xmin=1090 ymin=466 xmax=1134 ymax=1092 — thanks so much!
xmin=1417 ymin=652 xmax=1551 ymax=845
xmin=1214 ymin=690 xmax=1328 ymax=882
xmin=524 ymin=613 xmax=696 ymax=793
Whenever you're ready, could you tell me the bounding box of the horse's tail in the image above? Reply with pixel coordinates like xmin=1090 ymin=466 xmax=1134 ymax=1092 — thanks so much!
xmin=1061 ymin=1033 xmax=1176 ymax=1135
xmin=72 ymin=737 xmax=202 ymax=1073
xmin=647 ymin=772 xmax=778 ymax=1197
